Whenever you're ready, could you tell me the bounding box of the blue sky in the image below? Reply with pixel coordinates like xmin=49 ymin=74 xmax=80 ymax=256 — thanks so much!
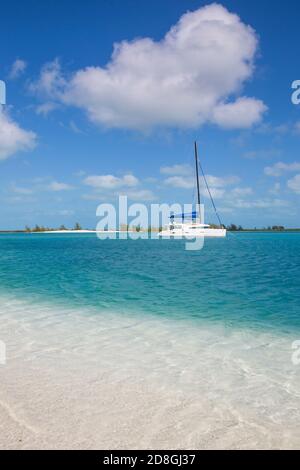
xmin=1 ymin=0 xmax=300 ymax=229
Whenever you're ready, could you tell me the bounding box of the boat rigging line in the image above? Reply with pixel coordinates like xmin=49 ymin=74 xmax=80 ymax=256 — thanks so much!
xmin=195 ymin=142 xmax=224 ymax=228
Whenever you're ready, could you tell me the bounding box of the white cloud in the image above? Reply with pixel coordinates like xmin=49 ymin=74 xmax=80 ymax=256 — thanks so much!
xmin=82 ymin=188 xmax=155 ymax=202
xmin=32 ymin=4 xmax=266 ymax=131
xmin=207 ymin=188 xmax=225 ymax=199
xmin=164 ymin=175 xmax=194 ymax=189
xmin=205 ymin=175 xmax=240 ymax=187
xmin=287 ymin=174 xmax=300 ymax=194
xmin=9 ymin=59 xmax=27 ymax=79
xmin=120 ymin=189 xmax=156 ymax=201
xmin=162 ymin=171 xmax=286 ymax=209
xmin=73 ymin=170 xmax=86 ymax=177
xmin=11 ymin=184 xmax=33 ymax=195
xmin=216 ymin=184 xmax=287 ymax=211
xmin=29 ymin=58 xmax=65 ymax=97
xmin=0 ymin=109 xmax=36 ymax=160
xmin=144 ymin=177 xmax=158 ymax=183
xmin=160 ymin=168 xmax=288 ymax=213
xmin=69 ymin=120 xmax=84 ymax=134
xmin=9 ymin=178 xmax=74 ymax=194
xmin=243 ymin=148 xmax=281 ymax=160
xmin=58 ymin=209 xmax=75 ymax=216
xmin=160 ymin=164 xmax=192 ymax=176
xmin=82 ymin=173 xmax=156 ymax=202
xmin=269 ymin=182 xmax=281 ymax=195
xmin=233 ymin=198 xmax=288 ymax=209
xmin=36 ymin=102 xmax=59 ymax=116
xmin=84 ymin=174 xmax=139 ymax=189
xmin=47 ymin=181 xmax=74 ymax=191
xmin=6 ymin=195 xmax=36 ymax=204
xmin=294 ymin=121 xmax=300 ymax=133
xmin=264 ymin=162 xmax=300 ymax=177
xmin=164 ymin=173 xmax=239 ymax=196
xmin=256 ymin=121 xmax=300 ymax=137
xmin=212 ymin=97 xmax=266 ymax=129
xmin=231 ymin=186 xmax=253 ymax=196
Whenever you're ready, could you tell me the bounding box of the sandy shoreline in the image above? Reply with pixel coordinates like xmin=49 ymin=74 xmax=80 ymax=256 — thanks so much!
xmin=0 ymin=376 xmax=289 ymax=450
xmin=0 ymin=295 xmax=300 ymax=449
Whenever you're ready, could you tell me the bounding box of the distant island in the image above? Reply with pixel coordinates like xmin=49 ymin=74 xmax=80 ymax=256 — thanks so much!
xmin=222 ymin=224 xmax=299 ymax=232
xmin=0 ymin=223 xmax=299 ymax=233
xmin=223 ymin=224 xmax=299 ymax=232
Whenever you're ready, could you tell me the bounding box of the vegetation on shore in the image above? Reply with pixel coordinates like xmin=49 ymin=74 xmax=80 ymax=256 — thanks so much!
xmin=25 ymin=223 xmax=83 ymax=232
xmin=23 ymin=224 xmax=163 ymax=233
xmin=225 ymin=224 xmax=287 ymax=232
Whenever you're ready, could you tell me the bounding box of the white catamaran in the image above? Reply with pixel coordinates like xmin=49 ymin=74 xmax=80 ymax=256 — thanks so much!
xmin=159 ymin=142 xmax=226 ymax=238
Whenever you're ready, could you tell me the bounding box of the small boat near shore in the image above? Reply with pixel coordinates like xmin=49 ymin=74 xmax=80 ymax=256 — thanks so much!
xmin=159 ymin=142 xmax=226 ymax=238
xmin=159 ymin=220 xmax=226 ymax=238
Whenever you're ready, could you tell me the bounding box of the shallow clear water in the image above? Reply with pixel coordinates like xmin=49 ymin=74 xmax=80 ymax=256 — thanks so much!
xmin=0 ymin=233 xmax=300 ymax=448
xmin=0 ymin=232 xmax=299 ymax=333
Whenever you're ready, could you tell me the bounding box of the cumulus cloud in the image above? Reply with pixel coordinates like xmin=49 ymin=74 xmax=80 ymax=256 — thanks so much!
xmin=164 ymin=175 xmax=194 ymax=189
xmin=32 ymin=4 xmax=266 ymax=131
xmin=58 ymin=209 xmax=75 ymax=216
xmin=160 ymin=164 xmax=192 ymax=176
xmin=161 ymin=166 xmax=265 ymax=209
xmin=29 ymin=58 xmax=65 ymax=97
xmin=212 ymin=98 xmax=266 ymax=129
xmin=205 ymin=175 xmax=240 ymax=187
xmin=119 ymin=189 xmax=156 ymax=201
xmin=10 ymin=184 xmax=33 ymax=195
xmin=36 ymin=102 xmax=59 ymax=116
xmin=9 ymin=179 xmax=74 ymax=195
xmin=81 ymin=173 xmax=157 ymax=201
xmin=287 ymin=174 xmax=300 ymax=194
xmin=84 ymin=174 xmax=139 ymax=190
xmin=243 ymin=148 xmax=281 ymax=160
xmin=269 ymin=182 xmax=281 ymax=195
xmin=164 ymin=171 xmax=240 ymax=198
xmin=0 ymin=109 xmax=36 ymax=160
xmin=233 ymin=198 xmax=288 ymax=209
xmin=264 ymin=162 xmax=300 ymax=177
xmin=231 ymin=186 xmax=253 ymax=196
xmin=159 ymin=162 xmax=288 ymax=211
xmin=9 ymin=59 xmax=27 ymax=79
xmin=294 ymin=121 xmax=300 ymax=133
xmin=47 ymin=181 xmax=74 ymax=191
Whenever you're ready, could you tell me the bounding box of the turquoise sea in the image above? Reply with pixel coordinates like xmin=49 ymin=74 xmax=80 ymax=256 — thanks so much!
xmin=1 ymin=232 xmax=300 ymax=448
xmin=0 ymin=232 xmax=299 ymax=333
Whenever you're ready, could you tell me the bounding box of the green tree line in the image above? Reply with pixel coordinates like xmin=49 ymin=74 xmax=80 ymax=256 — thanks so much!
xmin=25 ymin=223 xmax=83 ymax=232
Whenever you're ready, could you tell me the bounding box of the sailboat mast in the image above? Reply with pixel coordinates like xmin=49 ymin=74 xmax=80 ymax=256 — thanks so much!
xmin=194 ymin=141 xmax=201 ymax=222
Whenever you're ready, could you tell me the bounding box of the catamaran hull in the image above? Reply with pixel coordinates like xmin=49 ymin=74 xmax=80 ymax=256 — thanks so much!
xmin=159 ymin=229 xmax=226 ymax=238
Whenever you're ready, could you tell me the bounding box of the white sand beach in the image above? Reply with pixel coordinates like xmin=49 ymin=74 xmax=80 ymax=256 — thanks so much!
xmin=0 ymin=295 xmax=300 ymax=450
